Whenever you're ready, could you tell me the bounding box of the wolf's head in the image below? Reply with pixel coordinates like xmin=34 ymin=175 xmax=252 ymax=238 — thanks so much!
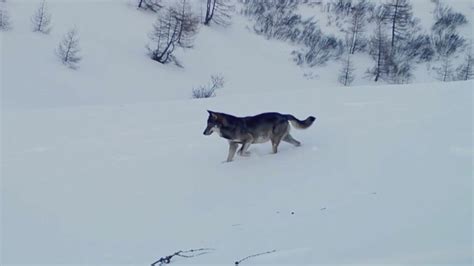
xmin=203 ymin=110 xmax=222 ymax=135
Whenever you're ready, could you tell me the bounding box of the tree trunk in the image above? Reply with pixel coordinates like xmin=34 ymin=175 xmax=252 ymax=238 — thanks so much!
xmin=204 ymin=0 xmax=212 ymax=25
xmin=391 ymin=1 xmax=398 ymax=50
xmin=375 ymin=39 xmax=382 ymax=82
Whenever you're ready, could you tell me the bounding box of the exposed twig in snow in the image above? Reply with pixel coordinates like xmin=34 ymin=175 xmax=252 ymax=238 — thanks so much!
xmin=234 ymin=249 xmax=277 ymax=265
xmin=150 ymin=248 xmax=214 ymax=266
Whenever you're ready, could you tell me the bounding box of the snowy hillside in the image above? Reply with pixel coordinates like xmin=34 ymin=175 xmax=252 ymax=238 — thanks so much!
xmin=2 ymin=0 xmax=318 ymax=108
xmin=3 ymin=81 xmax=472 ymax=265
xmin=1 ymin=0 xmax=473 ymax=265
xmin=2 ymin=0 xmax=473 ymax=108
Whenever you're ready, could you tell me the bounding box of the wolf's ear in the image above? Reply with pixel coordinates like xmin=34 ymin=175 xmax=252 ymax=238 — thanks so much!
xmin=208 ymin=110 xmax=218 ymax=119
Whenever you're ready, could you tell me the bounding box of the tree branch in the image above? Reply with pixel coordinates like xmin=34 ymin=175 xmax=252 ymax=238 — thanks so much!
xmin=151 ymin=248 xmax=214 ymax=266
xmin=234 ymin=249 xmax=277 ymax=265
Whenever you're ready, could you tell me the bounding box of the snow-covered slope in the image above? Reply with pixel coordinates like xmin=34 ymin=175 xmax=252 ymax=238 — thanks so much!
xmin=1 ymin=0 xmax=473 ymax=265
xmin=2 ymin=0 xmax=317 ymax=108
xmin=2 ymin=0 xmax=472 ymax=109
xmin=3 ymin=81 xmax=472 ymax=265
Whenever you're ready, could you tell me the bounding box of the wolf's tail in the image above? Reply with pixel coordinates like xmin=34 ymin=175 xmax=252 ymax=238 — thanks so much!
xmin=286 ymin=115 xmax=316 ymax=129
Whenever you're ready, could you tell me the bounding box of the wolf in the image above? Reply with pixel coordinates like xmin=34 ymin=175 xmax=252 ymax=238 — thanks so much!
xmin=203 ymin=111 xmax=316 ymax=162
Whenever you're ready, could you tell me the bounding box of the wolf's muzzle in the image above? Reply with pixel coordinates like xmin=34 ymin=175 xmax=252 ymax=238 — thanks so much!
xmin=203 ymin=128 xmax=212 ymax=135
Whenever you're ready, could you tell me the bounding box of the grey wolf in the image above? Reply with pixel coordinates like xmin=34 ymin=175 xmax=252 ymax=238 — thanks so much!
xmin=203 ymin=111 xmax=316 ymax=162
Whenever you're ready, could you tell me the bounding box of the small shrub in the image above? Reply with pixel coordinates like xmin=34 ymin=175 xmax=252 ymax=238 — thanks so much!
xmin=192 ymin=74 xmax=225 ymax=99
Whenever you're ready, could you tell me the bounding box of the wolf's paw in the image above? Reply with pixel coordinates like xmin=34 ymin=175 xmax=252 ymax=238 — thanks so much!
xmin=239 ymin=151 xmax=251 ymax=157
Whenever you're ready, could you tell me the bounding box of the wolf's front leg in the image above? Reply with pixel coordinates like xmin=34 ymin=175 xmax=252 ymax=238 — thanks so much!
xmin=238 ymin=142 xmax=251 ymax=156
xmin=227 ymin=142 xmax=239 ymax=162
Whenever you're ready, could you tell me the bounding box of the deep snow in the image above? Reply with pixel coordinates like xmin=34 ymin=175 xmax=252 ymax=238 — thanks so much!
xmin=1 ymin=0 xmax=473 ymax=265
xmin=3 ymin=81 xmax=472 ymax=265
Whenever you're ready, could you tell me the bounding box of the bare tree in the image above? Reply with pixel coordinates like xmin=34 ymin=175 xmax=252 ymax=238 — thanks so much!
xmin=293 ymin=30 xmax=343 ymax=67
xmin=404 ymin=34 xmax=434 ymax=62
xmin=345 ymin=0 xmax=370 ymax=54
xmin=432 ymin=29 xmax=465 ymax=58
xmin=203 ymin=0 xmax=234 ymax=26
xmin=434 ymin=56 xmax=453 ymax=82
xmin=385 ymin=54 xmax=413 ymax=83
xmin=192 ymin=74 xmax=224 ymax=98
xmin=383 ymin=0 xmax=417 ymax=51
xmin=331 ymin=0 xmax=353 ymax=16
xmin=338 ymin=53 xmax=355 ymax=86
xmin=456 ymin=51 xmax=474 ymax=81
xmin=431 ymin=5 xmax=466 ymax=60
xmin=367 ymin=7 xmax=390 ymax=82
xmin=432 ymin=3 xmax=467 ymax=33
xmin=243 ymin=0 xmax=343 ymax=66
xmin=137 ymin=0 xmax=162 ymax=12
xmin=242 ymin=0 xmax=301 ymax=42
xmin=0 ymin=7 xmax=11 ymax=31
xmin=56 ymin=28 xmax=81 ymax=69
xmin=147 ymin=0 xmax=199 ymax=65
xmin=31 ymin=0 xmax=52 ymax=34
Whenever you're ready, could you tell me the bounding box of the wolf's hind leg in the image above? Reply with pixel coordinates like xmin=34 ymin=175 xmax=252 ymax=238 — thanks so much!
xmin=283 ymin=134 xmax=301 ymax=147
xmin=271 ymin=122 xmax=288 ymax=153
xmin=227 ymin=142 xmax=239 ymax=162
